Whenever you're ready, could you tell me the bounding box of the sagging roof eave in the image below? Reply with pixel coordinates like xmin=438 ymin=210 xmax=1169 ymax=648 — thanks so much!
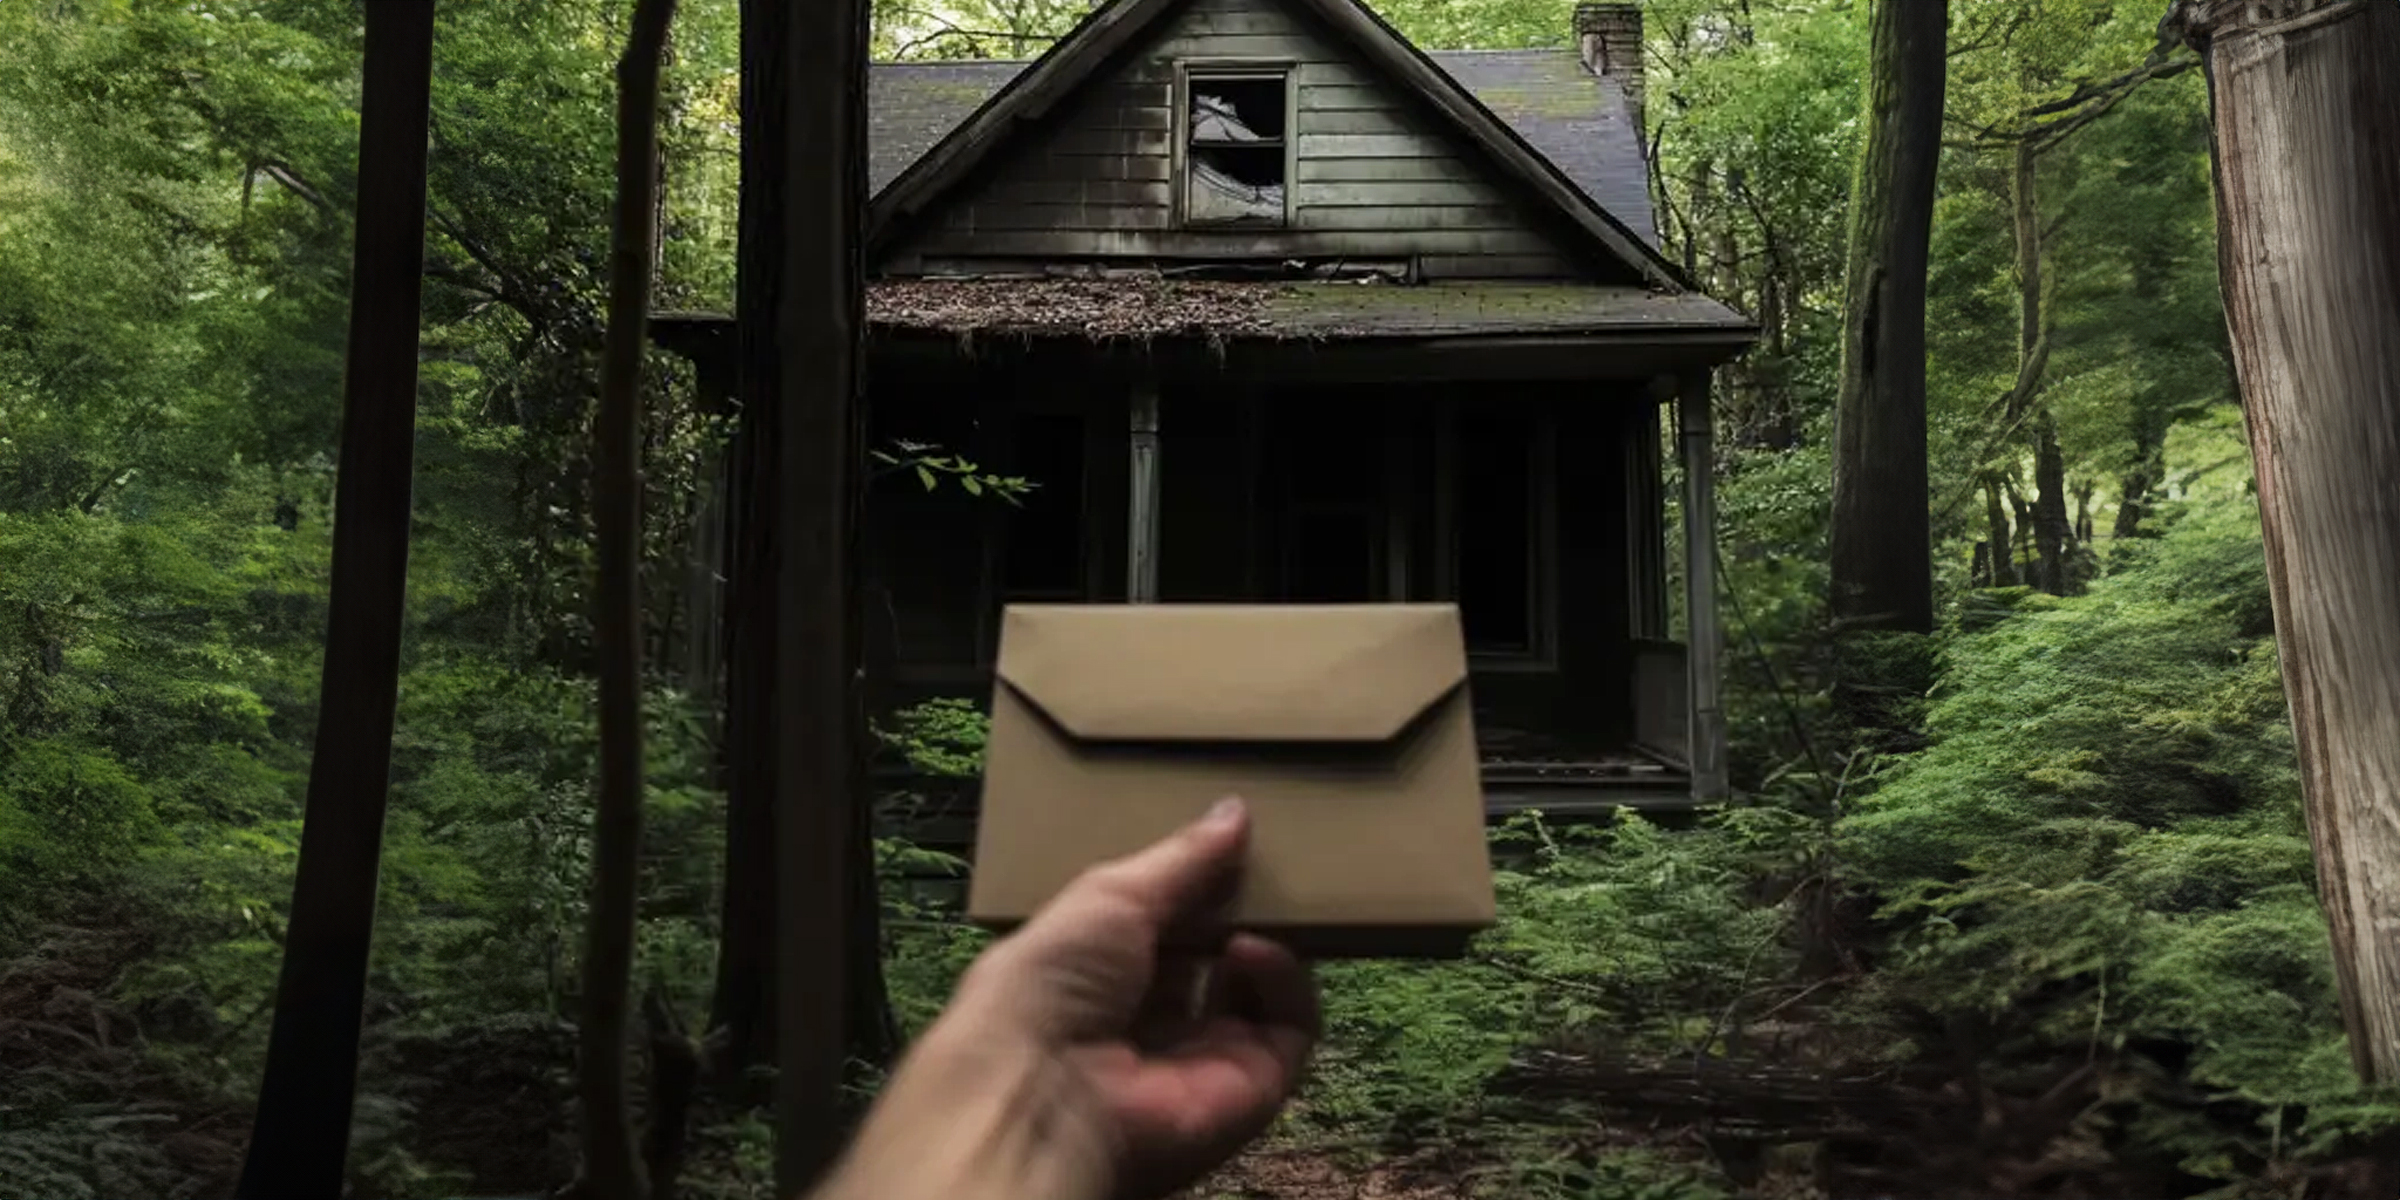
xmin=865 ymin=325 xmax=1760 ymax=382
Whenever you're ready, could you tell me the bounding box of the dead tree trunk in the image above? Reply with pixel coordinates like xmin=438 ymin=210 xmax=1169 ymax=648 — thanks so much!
xmin=2177 ymin=0 xmax=2400 ymax=1085
xmin=1828 ymin=0 xmax=1945 ymax=634
xmin=234 ymin=7 xmax=435 ymax=1196
xmin=571 ymin=4 xmax=678 ymax=1200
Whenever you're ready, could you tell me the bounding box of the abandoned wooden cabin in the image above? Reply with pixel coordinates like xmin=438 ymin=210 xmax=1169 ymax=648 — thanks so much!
xmin=654 ymin=0 xmax=1757 ymax=842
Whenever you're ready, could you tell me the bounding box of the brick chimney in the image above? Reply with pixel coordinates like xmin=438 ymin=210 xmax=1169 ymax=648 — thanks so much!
xmin=1575 ymin=3 xmax=1645 ymax=130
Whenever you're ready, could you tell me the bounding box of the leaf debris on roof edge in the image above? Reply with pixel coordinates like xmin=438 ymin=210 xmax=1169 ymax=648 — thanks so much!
xmin=868 ymin=275 xmax=1325 ymax=342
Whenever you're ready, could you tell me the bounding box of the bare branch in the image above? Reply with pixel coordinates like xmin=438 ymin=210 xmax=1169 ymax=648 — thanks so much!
xmin=255 ymin=160 xmax=331 ymax=213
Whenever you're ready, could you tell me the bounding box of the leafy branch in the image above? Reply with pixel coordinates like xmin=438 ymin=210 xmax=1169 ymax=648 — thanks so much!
xmin=869 ymin=440 xmax=1032 ymax=503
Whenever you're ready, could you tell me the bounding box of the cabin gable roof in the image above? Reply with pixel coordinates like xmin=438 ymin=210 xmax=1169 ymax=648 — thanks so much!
xmin=866 ymin=0 xmax=1688 ymax=289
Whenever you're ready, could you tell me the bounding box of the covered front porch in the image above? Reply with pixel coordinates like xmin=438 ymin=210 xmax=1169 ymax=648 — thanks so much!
xmin=653 ymin=276 xmax=1753 ymax=843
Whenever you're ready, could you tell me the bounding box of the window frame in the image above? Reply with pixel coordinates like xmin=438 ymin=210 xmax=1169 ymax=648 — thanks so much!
xmin=1171 ymin=59 xmax=1298 ymax=230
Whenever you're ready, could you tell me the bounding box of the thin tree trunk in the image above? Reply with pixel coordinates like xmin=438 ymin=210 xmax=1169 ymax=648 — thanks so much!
xmin=2031 ymin=413 xmax=2073 ymax=594
xmin=234 ymin=7 xmax=435 ymax=1196
xmin=2179 ymin=0 xmax=2400 ymax=1085
xmin=1684 ymin=159 xmax=1711 ymax=304
xmin=574 ymin=4 xmax=678 ymax=1198
xmin=1983 ymin=475 xmax=2018 ymax=587
xmin=2114 ymin=421 xmax=2165 ymax=539
xmin=2003 ymin=134 xmax=2076 ymax=596
xmin=1829 ymin=0 xmax=1945 ymax=634
xmin=2010 ymin=480 xmax=2035 ymax=570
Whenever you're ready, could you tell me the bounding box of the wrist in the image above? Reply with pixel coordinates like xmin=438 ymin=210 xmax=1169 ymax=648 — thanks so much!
xmin=811 ymin=1021 xmax=1117 ymax=1200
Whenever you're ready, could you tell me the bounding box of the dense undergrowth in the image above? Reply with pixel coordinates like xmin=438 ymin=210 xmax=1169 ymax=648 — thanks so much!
xmin=6 ymin=395 xmax=2398 ymax=1200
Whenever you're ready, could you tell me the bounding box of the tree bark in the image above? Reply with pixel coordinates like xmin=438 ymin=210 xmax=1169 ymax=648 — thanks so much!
xmin=235 ymin=6 xmax=435 ymax=1196
xmin=2179 ymin=0 xmax=2400 ymax=1085
xmin=776 ymin=0 xmax=873 ymax=1190
xmin=572 ymin=4 xmax=678 ymax=1199
xmin=2031 ymin=413 xmax=2073 ymax=594
xmin=706 ymin=0 xmax=786 ymax=1099
xmin=1828 ymin=0 xmax=1945 ymax=633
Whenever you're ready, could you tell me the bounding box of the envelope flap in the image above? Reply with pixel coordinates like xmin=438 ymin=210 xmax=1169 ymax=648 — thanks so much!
xmin=995 ymin=604 xmax=1468 ymax=742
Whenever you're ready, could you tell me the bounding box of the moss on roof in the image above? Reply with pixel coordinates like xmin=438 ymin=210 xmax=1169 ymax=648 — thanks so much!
xmin=865 ymin=277 xmax=1751 ymax=341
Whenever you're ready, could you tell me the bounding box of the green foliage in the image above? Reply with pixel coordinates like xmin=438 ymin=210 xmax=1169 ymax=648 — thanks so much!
xmin=1295 ymin=811 xmax=1800 ymax=1145
xmin=1844 ymin=488 xmax=2400 ymax=1182
xmin=872 ymin=440 xmax=1033 ymax=502
xmin=0 ymin=1109 xmax=181 ymax=1200
xmin=878 ymin=696 xmax=992 ymax=779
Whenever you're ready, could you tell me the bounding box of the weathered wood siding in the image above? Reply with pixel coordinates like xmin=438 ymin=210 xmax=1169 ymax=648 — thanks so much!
xmin=890 ymin=0 xmax=1581 ymax=277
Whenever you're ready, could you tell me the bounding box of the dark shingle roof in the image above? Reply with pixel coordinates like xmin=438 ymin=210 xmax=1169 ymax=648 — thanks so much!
xmin=1436 ymin=51 xmax=1655 ymax=246
xmin=868 ymin=61 xmax=1029 ymax=195
xmin=867 ymin=49 xmax=1657 ymax=245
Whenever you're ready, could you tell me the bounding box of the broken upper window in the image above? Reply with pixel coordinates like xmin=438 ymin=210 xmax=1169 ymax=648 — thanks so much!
xmin=1183 ymin=71 xmax=1289 ymax=227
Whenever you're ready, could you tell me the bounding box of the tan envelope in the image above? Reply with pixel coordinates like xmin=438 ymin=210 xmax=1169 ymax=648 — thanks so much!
xmin=966 ymin=603 xmax=1497 ymax=958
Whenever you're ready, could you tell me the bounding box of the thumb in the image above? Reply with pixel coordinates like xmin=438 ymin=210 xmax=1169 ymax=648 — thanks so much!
xmin=953 ymin=799 xmax=1254 ymax=1034
xmin=1042 ymin=796 xmax=1252 ymax=936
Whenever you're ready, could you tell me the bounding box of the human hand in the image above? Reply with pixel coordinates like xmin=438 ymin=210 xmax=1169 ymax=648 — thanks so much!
xmin=814 ymin=797 xmax=1319 ymax=1200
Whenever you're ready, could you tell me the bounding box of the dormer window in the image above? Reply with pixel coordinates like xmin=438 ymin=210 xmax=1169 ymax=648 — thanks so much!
xmin=1179 ymin=67 xmax=1291 ymax=227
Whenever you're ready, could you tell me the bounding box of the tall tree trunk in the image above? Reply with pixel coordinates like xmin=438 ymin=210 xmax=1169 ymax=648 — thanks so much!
xmin=2178 ymin=0 xmax=2400 ymax=1087
xmin=1829 ymin=0 xmax=1946 ymax=634
xmin=776 ymin=0 xmax=873 ymax=1189
xmin=235 ymin=7 xmax=435 ymax=1196
xmin=707 ymin=0 xmax=787 ymax=1100
xmin=571 ymin=4 xmax=677 ymax=1199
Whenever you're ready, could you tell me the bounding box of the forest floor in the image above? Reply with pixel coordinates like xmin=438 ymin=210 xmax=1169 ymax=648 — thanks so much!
xmin=0 ymin=901 xmax=1761 ymax=1200
xmin=1196 ymin=1147 xmax=1505 ymax=1200
xmin=10 ymin=901 xmax=2396 ymax=1200
xmin=0 ymin=909 xmax=254 ymax=1198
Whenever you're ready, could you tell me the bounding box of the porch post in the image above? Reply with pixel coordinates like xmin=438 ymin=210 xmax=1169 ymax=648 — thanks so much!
xmin=1678 ymin=369 xmax=1729 ymax=802
xmin=1129 ymin=377 xmax=1161 ymax=603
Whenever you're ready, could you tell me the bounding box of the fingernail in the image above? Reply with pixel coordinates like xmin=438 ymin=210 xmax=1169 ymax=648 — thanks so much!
xmin=1203 ymin=796 xmax=1245 ymax=829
